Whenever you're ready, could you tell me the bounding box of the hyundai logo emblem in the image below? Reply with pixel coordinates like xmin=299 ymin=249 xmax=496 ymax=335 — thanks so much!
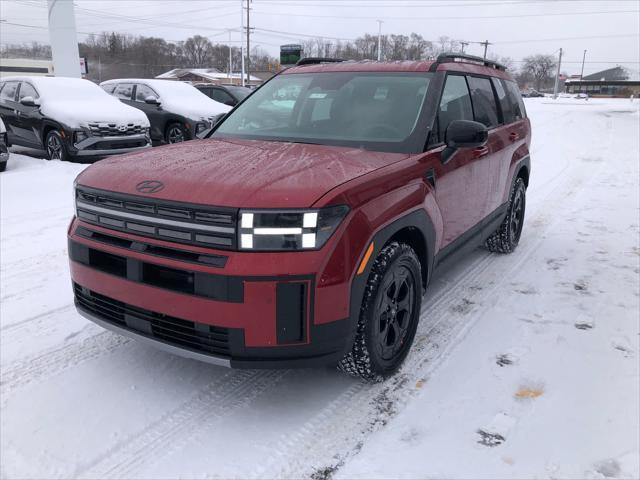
xmin=136 ymin=180 xmax=164 ymax=194
xmin=118 ymin=124 xmax=128 ymax=132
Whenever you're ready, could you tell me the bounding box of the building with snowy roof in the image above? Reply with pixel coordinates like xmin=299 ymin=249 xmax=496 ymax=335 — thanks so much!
xmin=155 ymin=68 xmax=263 ymax=87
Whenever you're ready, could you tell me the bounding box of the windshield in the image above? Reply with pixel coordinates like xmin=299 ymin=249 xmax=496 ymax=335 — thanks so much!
xmin=213 ymin=72 xmax=432 ymax=152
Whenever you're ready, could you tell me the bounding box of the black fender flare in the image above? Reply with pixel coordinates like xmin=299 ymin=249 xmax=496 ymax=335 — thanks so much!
xmin=342 ymin=209 xmax=436 ymax=355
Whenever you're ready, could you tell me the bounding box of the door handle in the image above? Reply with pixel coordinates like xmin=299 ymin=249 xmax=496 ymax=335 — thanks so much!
xmin=473 ymin=146 xmax=489 ymax=158
xmin=509 ymin=132 xmax=519 ymax=141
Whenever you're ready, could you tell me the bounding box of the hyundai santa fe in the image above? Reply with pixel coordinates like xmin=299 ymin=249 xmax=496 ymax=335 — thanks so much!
xmin=68 ymin=54 xmax=531 ymax=380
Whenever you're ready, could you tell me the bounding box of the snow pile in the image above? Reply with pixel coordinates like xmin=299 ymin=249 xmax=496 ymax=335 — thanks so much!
xmin=101 ymin=78 xmax=231 ymax=118
xmin=5 ymin=76 xmax=150 ymax=128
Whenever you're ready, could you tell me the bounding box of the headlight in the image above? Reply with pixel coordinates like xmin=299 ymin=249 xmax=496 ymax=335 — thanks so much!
xmin=239 ymin=205 xmax=349 ymax=251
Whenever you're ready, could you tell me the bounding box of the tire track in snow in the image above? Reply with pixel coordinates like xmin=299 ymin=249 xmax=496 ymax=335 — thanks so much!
xmin=251 ymin=128 xmax=611 ymax=479
xmin=0 ymin=330 xmax=130 ymax=399
xmin=78 ymin=369 xmax=290 ymax=479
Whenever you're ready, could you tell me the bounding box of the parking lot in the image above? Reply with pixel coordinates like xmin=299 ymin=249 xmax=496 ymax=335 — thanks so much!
xmin=1 ymin=98 xmax=639 ymax=479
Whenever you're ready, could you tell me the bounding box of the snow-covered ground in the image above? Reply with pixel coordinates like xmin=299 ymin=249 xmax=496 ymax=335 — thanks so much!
xmin=1 ymin=98 xmax=638 ymax=479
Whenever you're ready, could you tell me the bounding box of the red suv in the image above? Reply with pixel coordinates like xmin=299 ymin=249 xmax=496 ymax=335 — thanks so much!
xmin=68 ymin=54 xmax=530 ymax=380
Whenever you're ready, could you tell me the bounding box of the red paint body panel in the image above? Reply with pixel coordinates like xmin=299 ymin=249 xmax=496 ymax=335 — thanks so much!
xmin=77 ymin=138 xmax=408 ymax=209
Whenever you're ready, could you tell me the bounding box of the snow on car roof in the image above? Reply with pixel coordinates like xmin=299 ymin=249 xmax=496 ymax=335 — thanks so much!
xmin=102 ymin=78 xmax=207 ymax=98
xmin=2 ymin=76 xmax=113 ymax=100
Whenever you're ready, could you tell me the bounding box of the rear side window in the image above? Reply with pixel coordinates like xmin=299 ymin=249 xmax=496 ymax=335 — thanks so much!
xmin=19 ymin=82 xmax=39 ymax=100
xmin=436 ymin=75 xmax=474 ymax=143
xmin=491 ymin=78 xmax=514 ymax=124
xmin=210 ymin=88 xmax=235 ymax=105
xmin=114 ymin=83 xmax=134 ymax=100
xmin=0 ymin=82 xmax=19 ymax=102
xmin=467 ymin=76 xmax=499 ymax=128
xmin=504 ymin=80 xmax=527 ymax=120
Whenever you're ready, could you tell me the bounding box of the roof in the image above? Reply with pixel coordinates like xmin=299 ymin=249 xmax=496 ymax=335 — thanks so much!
xmin=156 ymin=68 xmax=262 ymax=82
xmin=582 ymin=66 xmax=638 ymax=82
xmin=283 ymin=59 xmax=514 ymax=80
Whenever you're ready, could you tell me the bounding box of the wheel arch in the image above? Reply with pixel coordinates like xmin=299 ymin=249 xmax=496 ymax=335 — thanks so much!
xmin=40 ymin=120 xmax=64 ymax=148
xmin=347 ymin=209 xmax=436 ymax=346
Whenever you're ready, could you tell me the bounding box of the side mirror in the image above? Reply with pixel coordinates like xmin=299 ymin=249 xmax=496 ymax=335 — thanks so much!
xmin=20 ymin=96 xmax=39 ymax=107
xmin=145 ymin=96 xmax=160 ymax=105
xmin=445 ymin=120 xmax=488 ymax=149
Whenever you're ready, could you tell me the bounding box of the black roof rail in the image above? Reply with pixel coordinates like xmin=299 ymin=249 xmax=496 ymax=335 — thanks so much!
xmin=433 ymin=53 xmax=506 ymax=71
xmin=295 ymin=57 xmax=345 ymax=66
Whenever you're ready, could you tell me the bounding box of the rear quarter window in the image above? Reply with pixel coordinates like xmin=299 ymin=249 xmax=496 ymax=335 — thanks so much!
xmin=491 ymin=77 xmax=515 ymax=124
xmin=467 ymin=76 xmax=500 ymax=128
xmin=0 ymin=82 xmax=19 ymax=102
xmin=504 ymin=80 xmax=527 ymax=120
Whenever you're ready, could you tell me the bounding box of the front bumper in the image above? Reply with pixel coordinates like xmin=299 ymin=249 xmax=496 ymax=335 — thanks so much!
xmin=71 ymin=134 xmax=151 ymax=157
xmin=68 ymin=219 xmax=355 ymax=368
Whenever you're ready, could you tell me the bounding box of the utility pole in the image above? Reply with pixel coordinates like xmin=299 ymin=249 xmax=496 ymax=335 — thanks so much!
xmin=553 ymin=47 xmax=563 ymax=99
xmin=246 ymin=0 xmax=250 ymax=86
xmin=580 ymin=49 xmax=587 ymax=79
xmin=228 ymin=30 xmax=232 ymax=80
xmin=240 ymin=0 xmax=245 ymax=86
xmin=376 ymin=20 xmax=383 ymax=61
xmin=460 ymin=41 xmax=469 ymax=54
xmin=480 ymin=40 xmax=491 ymax=60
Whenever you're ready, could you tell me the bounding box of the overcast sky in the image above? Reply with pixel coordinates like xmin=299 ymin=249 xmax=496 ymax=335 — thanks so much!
xmin=1 ymin=0 xmax=638 ymax=76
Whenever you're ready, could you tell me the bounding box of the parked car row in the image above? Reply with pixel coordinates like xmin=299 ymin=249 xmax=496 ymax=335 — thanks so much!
xmin=0 ymin=76 xmax=240 ymax=164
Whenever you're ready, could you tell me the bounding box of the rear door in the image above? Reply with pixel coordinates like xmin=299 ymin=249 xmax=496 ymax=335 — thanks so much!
xmin=0 ymin=81 xmax=21 ymax=144
xmin=466 ymin=75 xmax=506 ymax=217
xmin=113 ymin=83 xmax=136 ymax=107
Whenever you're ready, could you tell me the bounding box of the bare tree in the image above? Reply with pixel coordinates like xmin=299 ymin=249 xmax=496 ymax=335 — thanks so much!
xmin=183 ymin=35 xmax=213 ymax=67
xmin=522 ymin=54 xmax=557 ymax=90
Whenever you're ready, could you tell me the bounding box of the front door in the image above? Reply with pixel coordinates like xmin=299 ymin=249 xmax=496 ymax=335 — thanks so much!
xmin=15 ymin=82 xmax=43 ymax=147
xmin=133 ymin=84 xmax=164 ymax=142
xmin=427 ymin=74 xmax=494 ymax=248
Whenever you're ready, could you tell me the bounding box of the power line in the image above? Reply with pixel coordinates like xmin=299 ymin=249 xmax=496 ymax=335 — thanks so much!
xmin=251 ymin=8 xmax=639 ymax=21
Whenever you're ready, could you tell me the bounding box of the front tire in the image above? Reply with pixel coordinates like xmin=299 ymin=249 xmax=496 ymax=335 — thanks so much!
xmin=338 ymin=242 xmax=422 ymax=382
xmin=165 ymin=123 xmax=187 ymax=144
xmin=485 ymin=177 xmax=526 ymax=253
xmin=45 ymin=130 xmax=70 ymax=162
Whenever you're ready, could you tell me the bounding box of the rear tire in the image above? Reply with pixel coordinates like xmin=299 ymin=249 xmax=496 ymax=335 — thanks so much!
xmin=45 ymin=130 xmax=70 ymax=162
xmin=0 ymin=162 xmax=6 ymax=172
xmin=485 ymin=177 xmax=526 ymax=254
xmin=338 ymin=242 xmax=422 ymax=382
xmin=165 ymin=123 xmax=187 ymax=144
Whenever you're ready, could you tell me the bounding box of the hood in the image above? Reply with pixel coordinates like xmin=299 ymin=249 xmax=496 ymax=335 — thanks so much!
xmin=42 ymin=99 xmax=150 ymax=128
xmin=77 ymin=138 xmax=408 ymax=208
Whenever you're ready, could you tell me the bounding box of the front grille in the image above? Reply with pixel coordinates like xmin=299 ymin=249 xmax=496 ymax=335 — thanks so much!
xmin=88 ymin=122 xmax=144 ymax=136
xmin=76 ymin=186 xmax=237 ymax=250
xmin=74 ymin=283 xmax=231 ymax=357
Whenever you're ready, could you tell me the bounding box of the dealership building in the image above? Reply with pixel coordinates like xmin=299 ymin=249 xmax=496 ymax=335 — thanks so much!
xmin=565 ymin=66 xmax=640 ymax=97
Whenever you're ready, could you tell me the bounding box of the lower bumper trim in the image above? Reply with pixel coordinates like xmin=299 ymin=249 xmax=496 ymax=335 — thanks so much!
xmin=76 ymin=306 xmax=232 ymax=368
